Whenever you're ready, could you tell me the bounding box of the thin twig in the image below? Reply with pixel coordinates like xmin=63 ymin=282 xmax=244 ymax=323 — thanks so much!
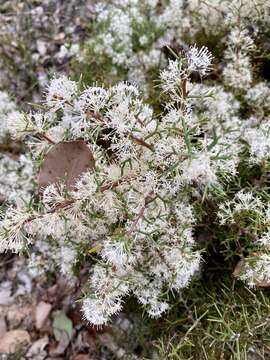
xmin=86 ymin=111 xmax=154 ymax=151
xmin=180 ymin=74 xmax=188 ymax=113
xmin=24 ymin=175 xmax=134 ymax=225
xmin=127 ymin=192 xmax=154 ymax=236
xmin=129 ymin=134 xmax=154 ymax=151
xmin=36 ymin=132 xmax=56 ymax=145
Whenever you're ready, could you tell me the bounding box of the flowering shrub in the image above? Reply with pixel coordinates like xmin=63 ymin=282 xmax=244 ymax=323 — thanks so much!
xmin=1 ymin=46 xmax=213 ymax=324
xmin=0 ymin=91 xmax=33 ymax=204
xmin=0 ymin=1 xmax=270 ymax=340
xmin=75 ymin=0 xmax=270 ymax=96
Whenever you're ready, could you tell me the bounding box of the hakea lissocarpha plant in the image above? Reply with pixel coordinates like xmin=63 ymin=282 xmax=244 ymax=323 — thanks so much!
xmin=1 ymin=44 xmax=270 ymax=325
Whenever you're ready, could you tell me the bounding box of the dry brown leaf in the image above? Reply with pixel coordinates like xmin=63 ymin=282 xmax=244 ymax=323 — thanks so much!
xmin=97 ymin=333 xmax=126 ymax=359
xmin=254 ymin=279 xmax=270 ymax=288
xmin=0 ymin=329 xmax=30 ymax=353
xmin=49 ymin=332 xmax=70 ymax=356
xmin=26 ymin=336 xmax=49 ymax=358
xmin=38 ymin=140 xmax=95 ymax=192
xmin=79 ymin=330 xmax=97 ymax=351
xmin=0 ymin=281 xmax=12 ymax=305
xmin=0 ymin=194 xmax=6 ymax=204
xmin=7 ymin=305 xmax=32 ymax=328
xmin=72 ymin=355 xmax=96 ymax=360
xmin=35 ymin=301 xmax=52 ymax=330
xmin=232 ymin=259 xmax=244 ymax=278
xmin=0 ymin=317 xmax=7 ymax=338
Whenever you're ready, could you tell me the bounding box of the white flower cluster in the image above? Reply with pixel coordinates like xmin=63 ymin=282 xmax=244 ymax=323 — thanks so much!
xmin=1 ymin=29 xmax=270 ymax=323
xmin=218 ymin=190 xmax=270 ymax=288
xmin=218 ymin=191 xmax=264 ymax=226
xmin=0 ymin=154 xmax=33 ymax=205
xmin=237 ymin=254 xmax=270 ymax=288
xmin=0 ymin=91 xmax=33 ymax=207
xmin=222 ymin=0 xmax=269 ymax=92
xmin=0 ymin=91 xmax=17 ymax=140
xmin=77 ymin=0 xmax=270 ymax=100
xmin=0 ymin=46 xmax=219 ymax=325
xmin=243 ymin=122 xmax=270 ymax=163
xmin=80 ymin=0 xmax=187 ymax=92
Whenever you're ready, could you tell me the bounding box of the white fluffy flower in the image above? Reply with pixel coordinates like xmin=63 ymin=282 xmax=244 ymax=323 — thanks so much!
xmin=0 ymin=91 xmax=17 ymax=139
xmin=82 ymin=297 xmax=122 ymax=325
xmin=165 ymin=248 xmax=201 ymax=289
xmin=101 ymin=240 xmax=132 ymax=268
xmin=181 ymin=153 xmax=217 ymax=185
xmin=76 ymin=87 xmax=109 ymax=114
xmin=6 ymin=111 xmax=29 ymax=139
xmin=245 ymin=83 xmax=270 ymax=112
xmin=239 ymin=254 xmax=270 ymax=288
xmin=223 ymin=54 xmax=252 ymax=90
xmin=187 ymin=45 xmax=213 ymax=75
xmin=1 ymin=46 xmax=214 ymax=326
xmin=46 ymin=76 xmax=77 ymax=110
xmin=160 ymin=59 xmax=184 ymax=94
xmin=243 ymin=123 xmax=270 ymax=163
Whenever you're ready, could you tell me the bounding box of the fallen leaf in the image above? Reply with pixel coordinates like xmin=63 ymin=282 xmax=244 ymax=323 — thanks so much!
xmin=49 ymin=332 xmax=70 ymax=356
xmin=79 ymin=330 xmax=96 ymax=351
xmin=36 ymin=301 xmax=52 ymax=330
xmin=255 ymin=280 xmax=270 ymax=287
xmin=26 ymin=336 xmax=49 ymax=358
xmin=36 ymin=39 xmax=47 ymax=56
xmin=47 ymin=284 xmax=58 ymax=297
xmin=0 ymin=329 xmax=30 ymax=353
xmin=16 ymin=271 xmax=32 ymax=294
xmin=0 ymin=194 xmax=6 ymax=204
xmin=72 ymin=355 xmax=96 ymax=360
xmin=38 ymin=140 xmax=95 ymax=192
xmin=232 ymin=259 xmax=244 ymax=278
xmin=7 ymin=305 xmax=32 ymax=328
xmin=98 ymin=333 xmax=126 ymax=359
xmin=54 ymin=32 xmax=65 ymax=42
xmin=53 ymin=311 xmax=73 ymax=341
xmin=0 ymin=317 xmax=7 ymax=337
xmin=68 ymin=304 xmax=82 ymax=326
xmin=0 ymin=281 xmax=12 ymax=305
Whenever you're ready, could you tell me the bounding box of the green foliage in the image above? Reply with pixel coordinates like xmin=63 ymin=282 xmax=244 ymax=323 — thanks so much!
xmin=1 ymin=1 xmax=270 ymax=358
xmin=52 ymin=310 xmax=73 ymax=341
xmin=119 ymin=158 xmax=270 ymax=359
xmin=155 ymin=277 xmax=270 ymax=359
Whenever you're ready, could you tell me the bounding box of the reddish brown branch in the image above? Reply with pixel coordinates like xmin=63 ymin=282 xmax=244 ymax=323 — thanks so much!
xmin=25 ymin=199 xmax=74 ymax=224
xmin=180 ymin=76 xmax=188 ymax=113
xmin=100 ymin=175 xmax=132 ymax=192
xmin=24 ymin=176 xmax=134 ymax=225
xmin=129 ymin=134 xmax=154 ymax=151
xmin=127 ymin=192 xmax=154 ymax=236
xmin=86 ymin=111 xmax=154 ymax=151
xmin=36 ymin=132 xmax=56 ymax=145
xmin=182 ymin=77 xmax=188 ymax=99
